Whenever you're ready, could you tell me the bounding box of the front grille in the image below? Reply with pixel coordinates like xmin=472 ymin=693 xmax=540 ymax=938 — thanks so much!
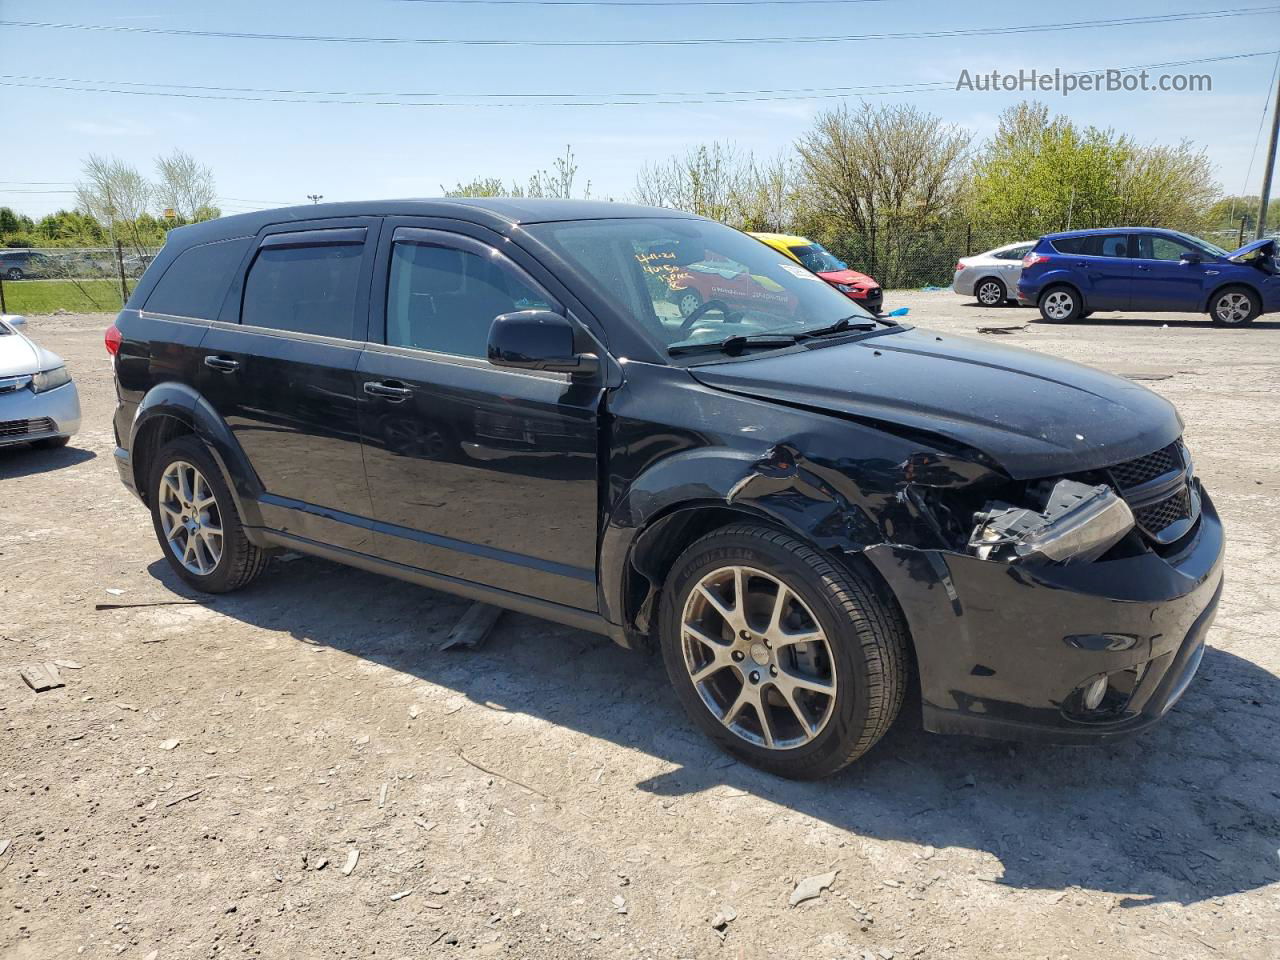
xmin=1134 ymin=486 xmax=1193 ymax=534
xmin=1105 ymin=440 xmax=1198 ymax=543
xmin=1108 ymin=441 xmax=1182 ymax=489
xmin=0 ymin=417 xmax=54 ymax=438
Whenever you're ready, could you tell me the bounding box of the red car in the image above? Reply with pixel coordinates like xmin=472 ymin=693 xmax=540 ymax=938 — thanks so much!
xmin=667 ymin=255 xmax=797 ymax=319
xmin=751 ymin=232 xmax=884 ymax=314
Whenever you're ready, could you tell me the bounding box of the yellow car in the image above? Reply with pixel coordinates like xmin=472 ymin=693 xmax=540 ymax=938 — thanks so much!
xmin=750 ymin=232 xmax=883 ymax=313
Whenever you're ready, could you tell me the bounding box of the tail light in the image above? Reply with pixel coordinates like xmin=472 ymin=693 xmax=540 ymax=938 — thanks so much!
xmin=104 ymin=323 xmax=122 ymax=357
xmin=954 ymin=261 xmax=965 ymax=272
xmin=1022 ymin=252 xmax=1050 ymax=268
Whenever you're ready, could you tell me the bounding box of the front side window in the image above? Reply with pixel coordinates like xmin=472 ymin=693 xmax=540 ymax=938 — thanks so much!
xmin=386 ymin=237 xmax=551 ymax=358
xmin=1139 ymin=234 xmax=1198 ymax=261
xmin=241 ymin=233 xmax=365 ymax=338
xmin=527 ymin=218 xmax=872 ymax=353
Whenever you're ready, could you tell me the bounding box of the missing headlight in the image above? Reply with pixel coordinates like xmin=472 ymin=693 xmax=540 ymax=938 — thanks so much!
xmin=969 ymin=479 xmax=1134 ymax=565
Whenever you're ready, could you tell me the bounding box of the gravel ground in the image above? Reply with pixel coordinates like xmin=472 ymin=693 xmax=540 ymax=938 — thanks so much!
xmin=2 ymin=292 xmax=1277 ymax=960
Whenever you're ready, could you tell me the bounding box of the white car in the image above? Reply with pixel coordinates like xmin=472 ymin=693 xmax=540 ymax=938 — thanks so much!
xmin=953 ymin=241 xmax=1035 ymax=306
xmin=0 ymin=314 xmax=81 ymax=449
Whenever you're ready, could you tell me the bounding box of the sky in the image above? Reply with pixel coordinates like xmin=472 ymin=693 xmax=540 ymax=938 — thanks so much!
xmin=2 ymin=0 xmax=1279 ymax=219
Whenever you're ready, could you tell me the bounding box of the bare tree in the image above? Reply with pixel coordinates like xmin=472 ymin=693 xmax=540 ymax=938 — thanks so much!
xmin=75 ymin=154 xmax=152 ymax=253
xmin=527 ymin=145 xmax=590 ymax=199
xmin=154 ymin=149 xmax=218 ymax=221
xmin=633 ymin=142 xmax=752 ymax=222
xmin=794 ymin=102 xmax=971 ymax=282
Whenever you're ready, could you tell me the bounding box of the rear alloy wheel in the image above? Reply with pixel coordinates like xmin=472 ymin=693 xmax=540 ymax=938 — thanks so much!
xmin=6 ymin=268 xmax=23 ymax=281
xmin=1038 ymin=285 xmax=1081 ymax=323
xmin=975 ymin=277 xmax=1006 ymax=306
xmin=1211 ymin=286 xmax=1259 ymax=326
xmin=149 ymin=435 xmax=269 ymax=593
xmin=660 ymin=523 xmax=908 ymax=779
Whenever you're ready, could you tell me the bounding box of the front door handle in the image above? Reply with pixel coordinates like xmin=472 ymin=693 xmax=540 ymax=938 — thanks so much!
xmin=363 ymin=380 xmax=413 ymax=401
xmin=204 ymin=356 xmax=240 ymax=373
xmin=1136 ymin=265 xmax=1151 ymax=271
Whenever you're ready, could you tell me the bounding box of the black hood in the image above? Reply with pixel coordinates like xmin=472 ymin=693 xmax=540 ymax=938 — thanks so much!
xmin=689 ymin=327 xmax=1182 ymax=479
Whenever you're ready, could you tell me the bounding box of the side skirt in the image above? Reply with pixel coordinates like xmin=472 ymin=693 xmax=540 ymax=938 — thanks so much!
xmin=256 ymin=528 xmax=627 ymax=644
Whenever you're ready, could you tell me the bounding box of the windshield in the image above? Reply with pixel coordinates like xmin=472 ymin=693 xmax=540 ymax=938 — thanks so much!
xmin=527 ymin=218 xmax=874 ymax=353
xmin=1174 ymin=231 xmax=1230 ymax=259
xmin=788 ymin=243 xmax=847 ymax=273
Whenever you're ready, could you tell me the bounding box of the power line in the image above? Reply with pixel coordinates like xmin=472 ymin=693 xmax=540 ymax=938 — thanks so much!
xmin=0 ymin=51 xmax=1271 ymax=108
xmin=383 ymin=0 xmax=896 ymax=4
xmin=1 ymin=7 xmax=1274 ymax=48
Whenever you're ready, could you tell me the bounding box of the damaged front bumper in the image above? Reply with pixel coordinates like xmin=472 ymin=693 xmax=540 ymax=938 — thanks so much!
xmin=864 ymin=490 xmax=1224 ymax=744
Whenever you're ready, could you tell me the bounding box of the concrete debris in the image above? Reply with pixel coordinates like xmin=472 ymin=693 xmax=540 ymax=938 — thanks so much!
xmin=52 ymin=659 xmax=82 ymax=669
xmin=440 ymin=601 xmax=504 ymax=651
xmin=612 ymin=894 xmax=627 ymax=914
xmin=341 ymin=849 xmax=360 ymax=876
xmin=313 ymin=857 xmax=329 ymax=871
xmin=20 ymin=662 xmax=64 ymax=692
xmin=390 ymin=889 xmax=413 ymax=902
xmin=378 ymin=782 xmax=388 ymax=808
xmin=789 ymin=870 xmax=838 ymax=907
xmin=0 ymin=840 xmax=10 ymax=857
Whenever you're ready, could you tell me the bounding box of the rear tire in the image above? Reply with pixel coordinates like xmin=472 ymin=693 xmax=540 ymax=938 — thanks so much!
xmin=148 ymin=435 xmax=269 ymax=593
xmin=673 ymin=288 xmax=703 ymax=319
xmin=975 ymin=277 xmax=1006 ymax=306
xmin=659 ymin=523 xmax=908 ymax=779
xmin=6 ymin=268 xmax=23 ymax=281
xmin=1210 ymin=286 xmax=1260 ymax=326
xmin=1038 ymin=285 xmax=1082 ymax=323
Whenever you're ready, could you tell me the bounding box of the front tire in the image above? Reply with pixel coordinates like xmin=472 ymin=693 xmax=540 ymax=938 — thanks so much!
xmin=659 ymin=523 xmax=908 ymax=779
xmin=975 ymin=277 xmax=1006 ymax=306
xmin=148 ymin=435 xmax=269 ymax=593
xmin=1210 ymin=286 xmax=1260 ymax=326
xmin=1038 ymin=285 xmax=1082 ymax=323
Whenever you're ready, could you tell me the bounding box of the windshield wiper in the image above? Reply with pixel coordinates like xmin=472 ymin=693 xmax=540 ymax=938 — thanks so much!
xmin=668 ymin=333 xmax=799 ymax=357
xmin=795 ymin=315 xmax=878 ymax=340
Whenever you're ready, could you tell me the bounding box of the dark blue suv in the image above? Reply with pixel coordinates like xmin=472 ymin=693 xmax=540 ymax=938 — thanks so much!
xmin=1017 ymin=228 xmax=1277 ymax=326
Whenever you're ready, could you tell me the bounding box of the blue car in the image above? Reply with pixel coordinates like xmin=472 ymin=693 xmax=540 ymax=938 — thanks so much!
xmin=1017 ymin=228 xmax=1277 ymax=326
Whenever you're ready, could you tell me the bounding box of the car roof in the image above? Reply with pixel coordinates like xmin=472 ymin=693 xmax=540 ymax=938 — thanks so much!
xmin=169 ymin=197 xmax=702 ymax=247
xmin=1043 ymin=227 xmax=1173 ymax=240
xmin=750 ymin=232 xmax=813 ymax=247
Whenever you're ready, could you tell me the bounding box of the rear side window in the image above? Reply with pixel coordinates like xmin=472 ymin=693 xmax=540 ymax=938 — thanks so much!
xmin=1051 ymin=234 xmax=1131 ymax=257
xmin=242 ymin=230 xmax=365 ymax=339
xmin=144 ymin=237 xmax=251 ymax=319
xmin=386 ymin=238 xmax=551 ymax=358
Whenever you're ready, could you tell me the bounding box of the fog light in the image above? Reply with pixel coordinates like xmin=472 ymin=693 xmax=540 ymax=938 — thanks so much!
xmin=1081 ymin=675 xmax=1108 ymax=711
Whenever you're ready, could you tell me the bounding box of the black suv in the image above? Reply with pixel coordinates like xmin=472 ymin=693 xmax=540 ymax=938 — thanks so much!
xmin=109 ymin=199 xmax=1224 ymax=778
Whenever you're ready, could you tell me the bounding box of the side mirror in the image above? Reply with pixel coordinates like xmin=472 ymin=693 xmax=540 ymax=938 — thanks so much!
xmin=1180 ymin=252 xmax=1202 ymax=265
xmin=488 ymin=310 xmax=598 ymax=377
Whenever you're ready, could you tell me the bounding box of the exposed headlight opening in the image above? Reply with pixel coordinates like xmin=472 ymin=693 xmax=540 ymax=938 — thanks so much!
xmin=969 ymin=478 xmax=1135 ymax=565
xmin=31 ymin=365 xmax=71 ymax=393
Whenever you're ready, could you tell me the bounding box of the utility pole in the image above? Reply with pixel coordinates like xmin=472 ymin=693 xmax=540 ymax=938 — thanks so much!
xmin=1256 ymin=64 xmax=1280 ymax=239
xmin=307 ymin=194 xmax=323 ymax=204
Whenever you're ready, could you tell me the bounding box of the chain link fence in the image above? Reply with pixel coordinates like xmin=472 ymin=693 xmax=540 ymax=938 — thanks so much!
xmin=0 ymin=245 xmax=163 ymax=315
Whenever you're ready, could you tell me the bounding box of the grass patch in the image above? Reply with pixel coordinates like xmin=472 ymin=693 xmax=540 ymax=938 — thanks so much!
xmin=1 ymin=279 xmax=125 ymax=315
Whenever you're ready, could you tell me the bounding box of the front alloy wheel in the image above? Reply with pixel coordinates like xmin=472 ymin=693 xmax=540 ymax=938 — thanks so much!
xmin=1212 ymin=288 xmax=1259 ymax=325
xmin=1038 ymin=285 xmax=1081 ymax=323
xmin=158 ymin=460 xmax=224 ymax=576
xmin=681 ymin=565 xmax=837 ymax=749
xmin=660 ymin=523 xmax=908 ymax=779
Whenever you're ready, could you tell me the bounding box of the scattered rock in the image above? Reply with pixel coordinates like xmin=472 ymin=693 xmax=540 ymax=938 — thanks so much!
xmin=105 ymin=588 xmax=125 ymax=596
xmin=378 ymin=782 xmax=388 ymax=808
xmin=0 ymin=840 xmax=10 ymax=857
xmin=977 ymin=324 xmax=1027 ymax=335
xmin=341 ymin=849 xmax=360 ymax=876
xmin=354 ymin=735 xmax=370 ymax=746
xmin=414 ymin=818 xmax=437 ymax=831
xmin=710 ymin=904 xmax=737 ymax=936
xmin=390 ymin=889 xmax=413 ymax=902
xmin=408 ymin=704 xmax=420 ymax=719
xmin=52 ymin=659 xmax=83 ymax=669
xmin=158 ymin=739 xmax=180 ymax=751
xmin=790 ymin=870 xmax=838 ymax=907
xmin=612 ymin=894 xmax=627 ymax=914
xmin=313 ymin=857 xmax=328 ymax=871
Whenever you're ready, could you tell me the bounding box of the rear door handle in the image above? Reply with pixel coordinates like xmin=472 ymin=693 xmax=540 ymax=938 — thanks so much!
xmin=204 ymin=356 xmax=240 ymax=373
xmin=363 ymin=380 xmax=413 ymax=401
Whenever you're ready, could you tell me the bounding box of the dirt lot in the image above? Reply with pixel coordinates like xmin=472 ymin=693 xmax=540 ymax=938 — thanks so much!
xmin=2 ymin=292 xmax=1278 ymax=960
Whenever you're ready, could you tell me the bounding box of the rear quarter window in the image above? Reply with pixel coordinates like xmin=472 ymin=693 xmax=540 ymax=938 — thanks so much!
xmin=144 ymin=237 xmax=252 ymax=319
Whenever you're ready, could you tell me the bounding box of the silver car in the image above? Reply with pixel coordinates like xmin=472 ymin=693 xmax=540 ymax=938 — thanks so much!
xmin=0 ymin=314 xmax=81 ymax=449
xmin=952 ymin=241 xmax=1035 ymax=306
